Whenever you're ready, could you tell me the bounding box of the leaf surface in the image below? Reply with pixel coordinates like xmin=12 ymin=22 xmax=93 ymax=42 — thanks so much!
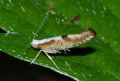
xmin=0 ymin=0 xmax=120 ymax=81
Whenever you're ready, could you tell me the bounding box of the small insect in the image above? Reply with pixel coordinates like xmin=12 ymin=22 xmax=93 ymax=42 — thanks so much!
xmin=31 ymin=28 xmax=96 ymax=67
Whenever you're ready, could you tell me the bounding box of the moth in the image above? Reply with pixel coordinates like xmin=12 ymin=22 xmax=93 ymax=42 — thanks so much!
xmin=31 ymin=28 xmax=96 ymax=54
xmin=31 ymin=28 xmax=96 ymax=69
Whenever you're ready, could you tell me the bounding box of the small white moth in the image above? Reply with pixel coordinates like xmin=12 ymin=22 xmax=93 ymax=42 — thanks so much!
xmin=31 ymin=28 xmax=96 ymax=67
xmin=31 ymin=28 xmax=96 ymax=53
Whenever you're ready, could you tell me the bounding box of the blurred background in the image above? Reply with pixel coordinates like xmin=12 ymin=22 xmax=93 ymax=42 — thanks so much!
xmin=0 ymin=51 xmax=75 ymax=81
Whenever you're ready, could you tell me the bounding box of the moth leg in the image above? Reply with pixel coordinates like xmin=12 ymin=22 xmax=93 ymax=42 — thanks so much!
xmin=66 ymin=49 xmax=70 ymax=52
xmin=63 ymin=49 xmax=67 ymax=54
xmin=31 ymin=50 xmax=42 ymax=64
xmin=43 ymin=50 xmax=60 ymax=70
xmin=63 ymin=49 xmax=70 ymax=54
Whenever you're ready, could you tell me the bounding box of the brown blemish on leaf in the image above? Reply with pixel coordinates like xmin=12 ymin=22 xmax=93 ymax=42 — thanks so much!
xmin=70 ymin=15 xmax=80 ymax=23
xmin=46 ymin=0 xmax=56 ymax=14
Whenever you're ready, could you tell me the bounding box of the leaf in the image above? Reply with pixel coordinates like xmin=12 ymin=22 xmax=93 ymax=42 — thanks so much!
xmin=0 ymin=0 xmax=120 ymax=81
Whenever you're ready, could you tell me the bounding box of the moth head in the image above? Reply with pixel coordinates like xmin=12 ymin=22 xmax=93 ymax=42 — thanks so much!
xmin=31 ymin=40 xmax=40 ymax=49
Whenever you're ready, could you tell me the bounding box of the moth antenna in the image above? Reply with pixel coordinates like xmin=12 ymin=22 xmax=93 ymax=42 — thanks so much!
xmin=43 ymin=51 xmax=60 ymax=70
xmin=31 ymin=50 xmax=42 ymax=64
xmin=32 ymin=13 xmax=49 ymax=40
xmin=64 ymin=49 xmax=67 ymax=54
xmin=25 ymin=14 xmax=49 ymax=50
xmin=31 ymin=13 xmax=59 ymax=69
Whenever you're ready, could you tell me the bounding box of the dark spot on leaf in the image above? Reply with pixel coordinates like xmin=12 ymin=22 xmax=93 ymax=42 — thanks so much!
xmin=70 ymin=15 xmax=80 ymax=24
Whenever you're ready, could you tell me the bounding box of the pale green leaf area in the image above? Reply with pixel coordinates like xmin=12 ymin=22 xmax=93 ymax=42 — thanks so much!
xmin=0 ymin=0 xmax=120 ymax=81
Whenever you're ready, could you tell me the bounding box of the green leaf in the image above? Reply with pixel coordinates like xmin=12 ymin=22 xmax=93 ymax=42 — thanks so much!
xmin=0 ymin=0 xmax=120 ymax=81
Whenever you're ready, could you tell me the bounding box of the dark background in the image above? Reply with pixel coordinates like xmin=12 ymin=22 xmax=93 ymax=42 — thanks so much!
xmin=0 ymin=51 xmax=75 ymax=81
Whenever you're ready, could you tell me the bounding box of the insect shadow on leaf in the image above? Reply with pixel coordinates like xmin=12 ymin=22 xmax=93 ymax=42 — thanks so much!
xmin=31 ymin=46 xmax=96 ymax=56
xmin=50 ymin=46 xmax=96 ymax=56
